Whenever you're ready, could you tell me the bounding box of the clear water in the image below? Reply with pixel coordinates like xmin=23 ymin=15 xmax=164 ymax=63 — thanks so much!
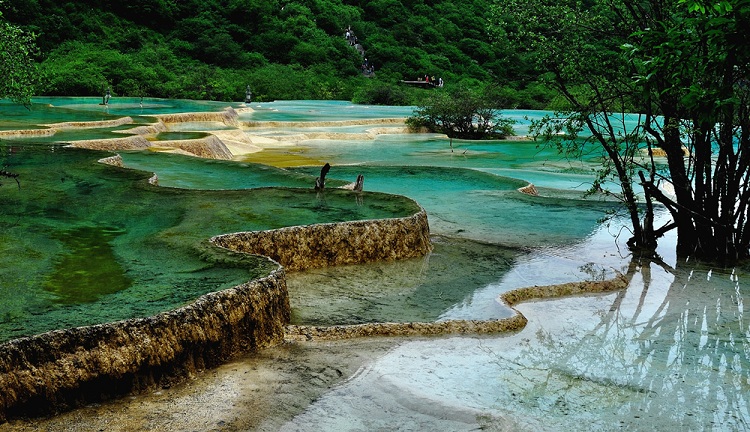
xmin=284 ymin=261 xmax=750 ymax=431
xmin=1 ymin=99 xmax=747 ymax=430
xmin=153 ymin=131 xmax=210 ymax=141
xmin=31 ymin=96 xmax=244 ymax=116
xmin=0 ymin=121 xmax=419 ymax=341
xmin=242 ymin=100 xmax=416 ymax=122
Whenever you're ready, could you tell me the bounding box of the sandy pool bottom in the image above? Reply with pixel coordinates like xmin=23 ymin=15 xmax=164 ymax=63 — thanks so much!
xmin=0 ymin=292 xmax=620 ymax=432
xmin=0 ymin=338 xmax=398 ymax=432
xmin=0 ymin=268 xmax=736 ymax=432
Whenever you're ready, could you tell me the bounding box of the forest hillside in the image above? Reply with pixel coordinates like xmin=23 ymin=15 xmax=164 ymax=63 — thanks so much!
xmin=1 ymin=0 xmax=552 ymax=106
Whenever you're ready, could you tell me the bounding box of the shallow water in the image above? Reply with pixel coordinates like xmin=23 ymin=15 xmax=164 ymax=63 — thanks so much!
xmin=32 ymin=96 xmax=243 ymax=116
xmin=242 ymin=100 xmax=415 ymax=122
xmin=1 ymin=99 xmax=747 ymax=430
xmin=0 ymin=136 xmax=418 ymax=341
xmin=238 ymin=102 xmax=748 ymax=430
xmin=285 ymin=259 xmax=749 ymax=431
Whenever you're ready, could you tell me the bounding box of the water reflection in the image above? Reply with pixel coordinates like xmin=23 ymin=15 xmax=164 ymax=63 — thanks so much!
xmin=483 ymin=260 xmax=750 ymax=430
xmin=283 ymin=252 xmax=749 ymax=431
xmin=287 ymin=236 xmax=520 ymax=325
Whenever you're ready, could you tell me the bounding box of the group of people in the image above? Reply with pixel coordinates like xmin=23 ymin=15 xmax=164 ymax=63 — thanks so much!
xmin=345 ymin=26 xmax=375 ymax=77
xmin=362 ymin=57 xmax=375 ymax=77
xmin=346 ymin=26 xmax=449 ymax=84
xmin=419 ymin=75 xmax=444 ymax=87
xmin=345 ymin=27 xmax=358 ymax=47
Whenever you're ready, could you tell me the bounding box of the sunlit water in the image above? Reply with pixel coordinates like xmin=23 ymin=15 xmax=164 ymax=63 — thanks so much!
xmin=1 ymin=98 xmax=747 ymax=430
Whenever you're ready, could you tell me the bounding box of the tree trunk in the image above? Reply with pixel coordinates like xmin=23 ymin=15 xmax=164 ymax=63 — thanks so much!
xmin=585 ymin=118 xmax=656 ymax=255
xmin=660 ymin=114 xmax=698 ymax=258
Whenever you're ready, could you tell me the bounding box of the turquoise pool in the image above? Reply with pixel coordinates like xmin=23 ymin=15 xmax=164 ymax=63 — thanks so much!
xmin=0 ymin=98 xmax=746 ymax=430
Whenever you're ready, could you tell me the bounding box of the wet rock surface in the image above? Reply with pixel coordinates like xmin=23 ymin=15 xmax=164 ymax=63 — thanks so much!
xmin=0 ymin=273 xmax=631 ymax=431
xmin=0 ymin=338 xmax=399 ymax=432
xmin=0 ymin=196 xmax=431 ymax=422
xmin=153 ymin=135 xmax=234 ymax=160
xmin=0 ymin=269 xmax=289 ymax=422
xmin=211 ymin=209 xmax=432 ymax=272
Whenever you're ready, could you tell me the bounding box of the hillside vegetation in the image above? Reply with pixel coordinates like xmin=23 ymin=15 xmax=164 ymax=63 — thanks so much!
xmin=2 ymin=0 xmax=553 ymax=106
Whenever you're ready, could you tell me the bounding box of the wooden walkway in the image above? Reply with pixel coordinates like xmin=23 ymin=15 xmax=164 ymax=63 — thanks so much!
xmin=400 ymin=80 xmax=438 ymax=88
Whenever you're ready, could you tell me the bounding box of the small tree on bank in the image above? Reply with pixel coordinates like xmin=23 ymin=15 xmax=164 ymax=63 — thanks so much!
xmin=406 ymin=86 xmax=516 ymax=146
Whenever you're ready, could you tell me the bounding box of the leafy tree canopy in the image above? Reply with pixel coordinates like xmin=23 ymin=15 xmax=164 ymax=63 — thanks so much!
xmin=407 ymin=85 xmax=516 ymax=140
xmin=493 ymin=0 xmax=750 ymax=263
xmin=0 ymin=10 xmax=38 ymax=105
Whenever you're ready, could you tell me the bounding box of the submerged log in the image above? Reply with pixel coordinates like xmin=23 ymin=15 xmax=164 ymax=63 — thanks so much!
xmin=314 ymin=162 xmax=331 ymax=190
xmin=340 ymin=174 xmax=364 ymax=192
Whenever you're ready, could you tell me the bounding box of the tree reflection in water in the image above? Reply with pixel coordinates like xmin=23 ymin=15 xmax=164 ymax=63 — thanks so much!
xmin=486 ymin=258 xmax=749 ymax=430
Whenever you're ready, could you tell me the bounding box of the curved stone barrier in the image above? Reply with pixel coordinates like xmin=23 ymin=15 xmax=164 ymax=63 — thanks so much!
xmin=69 ymin=136 xmax=153 ymax=152
xmin=1 ymin=109 xmax=614 ymax=421
xmin=285 ymin=272 xmax=630 ymax=341
xmin=0 ymin=192 xmax=432 ymax=422
xmin=73 ymin=130 xmax=232 ymax=160
xmin=366 ymin=126 xmax=410 ymax=135
xmin=0 ymin=128 xmax=55 ymax=138
xmin=154 ymin=135 xmax=234 ymax=160
xmin=155 ymin=107 xmax=239 ymax=127
xmin=121 ymin=122 xmax=168 ymax=135
xmin=46 ymin=117 xmax=134 ymax=129
xmin=0 ymin=268 xmax=289 ymax=422
xmin=210 ymin=208 xmax=432 ymax=272
xmin=98 ymin=154 xmax=124 ymax=167
xmin=641 ymin=146 xmax=690 ymax=157
xmin=262 ymin=129 xmax=410 ymax=143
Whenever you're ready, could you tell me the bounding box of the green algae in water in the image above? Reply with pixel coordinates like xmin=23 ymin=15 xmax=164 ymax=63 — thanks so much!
xmin=0 ymin=142 xmax=420 ymax=342
xmin=44 ymin=226 xmax=132 ymax=304
xmin=4 ymin=100 xmax=742 ymax=430
xmin=153 ymin=131 xmax=210 ymax=141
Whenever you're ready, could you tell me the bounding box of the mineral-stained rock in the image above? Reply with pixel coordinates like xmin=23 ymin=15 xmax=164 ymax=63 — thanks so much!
xmin=157 ymin=135 xmax=234 ymax=160
xmin=211 ymin=208 xmax=432 ymax=271
xmin=155 ymin=108 xmax=239 ymax=127
xmin=97 ymin=154 xmax=124 ymax=167
xmin=70 ymin=136 xmax=153 ymax=151
xmin=0 ymin=268 xmax=289 ymax=422
xmin=0 ymin=202 xmax=433 ymax=422
xmin=518 ymin=183 xmax=539 ymax=196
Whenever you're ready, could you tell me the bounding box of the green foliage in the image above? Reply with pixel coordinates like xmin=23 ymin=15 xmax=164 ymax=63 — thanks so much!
xmin=407 ymin=85 xmax=516 ymax=139
xmin=1 ymin=0 xmax=559 ymax=107
xmin=0 ymin=11 xmax=39 ymax=105
xmin=493 ymin=0 xmax=750 ymax=261
xmin=352 ymin=81 xmax=412 ymax=105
